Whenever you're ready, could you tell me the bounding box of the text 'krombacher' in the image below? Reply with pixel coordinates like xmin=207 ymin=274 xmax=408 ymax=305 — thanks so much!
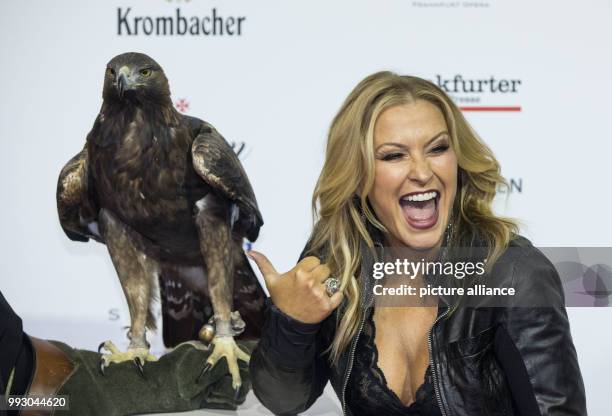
xmin=117 ymin=8 xmax=246 ymax=36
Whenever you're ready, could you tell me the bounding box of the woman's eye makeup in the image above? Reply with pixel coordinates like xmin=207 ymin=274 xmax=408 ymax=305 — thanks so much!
xmin=379 ymin=152 xmax=404 ymax=161
xmin=376 ymin=137 xmax=451 ymax=161
xmin=430 ymin=143 xmax=450 ymax=153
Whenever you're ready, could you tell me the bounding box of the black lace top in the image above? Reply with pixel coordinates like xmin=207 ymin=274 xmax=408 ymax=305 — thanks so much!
xmin=345 ymin=307 xmax=442 ymax=415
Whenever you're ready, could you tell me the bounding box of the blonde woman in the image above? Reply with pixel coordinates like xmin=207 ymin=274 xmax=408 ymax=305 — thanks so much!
xmin=247 ymin=72 xmax=586 ymax=415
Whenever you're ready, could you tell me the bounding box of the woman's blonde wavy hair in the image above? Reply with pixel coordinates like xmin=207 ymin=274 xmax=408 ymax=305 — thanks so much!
xmin=305 ymin=71 xmax=518 ymax=365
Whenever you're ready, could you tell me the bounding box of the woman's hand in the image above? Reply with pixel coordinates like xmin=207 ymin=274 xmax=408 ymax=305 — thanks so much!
xmin=247 ymin=251 xmax=344 ymax=324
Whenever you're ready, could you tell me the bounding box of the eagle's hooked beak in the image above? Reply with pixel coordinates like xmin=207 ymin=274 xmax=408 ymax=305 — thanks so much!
xmin=116 ymin=66 xmax=132 ymax=99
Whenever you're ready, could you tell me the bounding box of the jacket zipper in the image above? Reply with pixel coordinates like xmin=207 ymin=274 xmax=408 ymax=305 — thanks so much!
xmin=340 ymin=307 xmax=366 ymax=416
xmin=340 ymin=244 xmax=379 ymax=415
xmin=341 ymin=284 xmax=376 ymax=416
xmin=428 ymin=305 xmax=450 ymax=416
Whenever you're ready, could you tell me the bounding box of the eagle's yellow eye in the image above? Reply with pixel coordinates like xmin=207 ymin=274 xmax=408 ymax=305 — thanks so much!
xmin=140 ymin=68 xmax=152 ymax=77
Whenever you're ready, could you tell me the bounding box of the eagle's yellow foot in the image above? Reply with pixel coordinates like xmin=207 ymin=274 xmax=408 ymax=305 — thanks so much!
xmin=98 ymin=340 xmax=157 ymax=376
xmin=198 ymin=336 xmax=249 ymax=397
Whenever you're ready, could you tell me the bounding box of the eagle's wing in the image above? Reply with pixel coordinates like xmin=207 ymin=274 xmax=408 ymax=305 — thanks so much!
xmin=56 ymin=145 xmax=101 ymax=243
xmin=191 ymin=122 xmax=263 ymax=241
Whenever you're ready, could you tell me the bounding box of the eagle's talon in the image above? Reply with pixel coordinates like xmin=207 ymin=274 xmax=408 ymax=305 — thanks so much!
xmin=197 ymin=363 xmax=212 ymax=382
xmin=98 ymin=340 xmax=121 ymax=355
xmin=233 ymin=386 xmax=241 ymax=402
xmin=97 ymin=340 xmax=157 ymax=376
xmin=133 ymin=357 xmax=145 ymax=377
xmin=204 ymin=336 xmax=249 ymax=391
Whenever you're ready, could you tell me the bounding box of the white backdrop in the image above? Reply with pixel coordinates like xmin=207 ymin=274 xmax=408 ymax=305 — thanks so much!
xmin=1 ymin=1 xmax=610 ymax=415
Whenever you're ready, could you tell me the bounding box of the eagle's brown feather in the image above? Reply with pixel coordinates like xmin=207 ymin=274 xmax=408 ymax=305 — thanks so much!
xmin=192 ymin=122 xmax=263 ymax=241
xmin=56 ymin=144 xmax=101 ymax=242
xmin=57 ymin=52 xmax=265 ymax=351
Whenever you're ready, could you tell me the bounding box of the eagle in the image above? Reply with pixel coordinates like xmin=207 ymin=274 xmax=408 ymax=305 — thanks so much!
xmin=56 ymin=52 xmax=266 ymax=393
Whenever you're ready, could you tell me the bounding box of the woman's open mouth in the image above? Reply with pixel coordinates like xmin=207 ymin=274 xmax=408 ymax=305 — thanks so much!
xmin=399 ymin=190 xmax=440 ymax=230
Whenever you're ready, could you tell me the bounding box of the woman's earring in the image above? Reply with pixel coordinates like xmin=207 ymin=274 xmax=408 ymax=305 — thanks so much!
xmin=438 ymin=216 xmax=454 ymax=264
xmin=444 ymin=212 xmax=455 ymax=248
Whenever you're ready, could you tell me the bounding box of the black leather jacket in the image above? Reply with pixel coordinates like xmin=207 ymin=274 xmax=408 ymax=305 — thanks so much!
xmin=250 ymin=236 xmax=587 ymax=415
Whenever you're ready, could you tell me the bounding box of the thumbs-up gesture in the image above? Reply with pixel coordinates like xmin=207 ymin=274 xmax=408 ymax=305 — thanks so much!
xmin=247 ymin=251 xmax=344 ymax=324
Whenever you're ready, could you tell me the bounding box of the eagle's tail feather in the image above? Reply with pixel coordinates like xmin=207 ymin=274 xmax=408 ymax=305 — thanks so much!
xmin=159 ymin=265 xmax=206 ymax=348
xmin=158 ymin=248 xmax=266 ymax=348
